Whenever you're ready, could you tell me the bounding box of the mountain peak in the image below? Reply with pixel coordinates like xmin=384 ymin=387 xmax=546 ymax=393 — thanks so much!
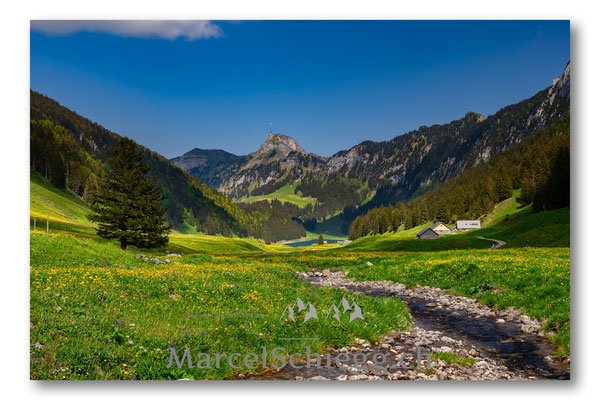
xmin=255 ymin=133 xmax=306 ymax=157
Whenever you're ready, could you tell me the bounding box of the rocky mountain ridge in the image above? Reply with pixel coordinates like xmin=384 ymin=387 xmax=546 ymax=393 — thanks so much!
xmin=172 ymin=133 xmax=327 ymax=198
xmin=172 ymin=63 xmax=570 ymax=218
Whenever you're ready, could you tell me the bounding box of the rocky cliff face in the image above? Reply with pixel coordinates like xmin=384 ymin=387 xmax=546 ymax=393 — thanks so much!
xmin=526 ymin=61 xmax=570 ymax=131
xmin=319 ymin=63 xmax=570 ymax=204
xmin=255 ymin=133 xmax=306 ymax=158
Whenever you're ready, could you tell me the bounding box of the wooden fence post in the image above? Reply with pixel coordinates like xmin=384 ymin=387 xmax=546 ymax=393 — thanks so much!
xmin=46 ymin=215 xmax=49 ymax=237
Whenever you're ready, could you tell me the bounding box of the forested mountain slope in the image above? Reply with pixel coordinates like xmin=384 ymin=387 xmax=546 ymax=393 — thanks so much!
xmin=348 ymin=115 xmax=570 ymax=239
xmin=30 ymin=91 xmax=305 ymax=242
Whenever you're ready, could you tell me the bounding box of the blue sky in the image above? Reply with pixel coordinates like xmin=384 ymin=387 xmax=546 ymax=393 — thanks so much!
xmin=30 ymin=20 xmax=570 ymax=158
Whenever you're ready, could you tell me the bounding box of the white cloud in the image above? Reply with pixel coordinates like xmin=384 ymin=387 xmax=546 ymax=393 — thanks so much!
xmin=30 ymin=20 xmax=223 ymax=40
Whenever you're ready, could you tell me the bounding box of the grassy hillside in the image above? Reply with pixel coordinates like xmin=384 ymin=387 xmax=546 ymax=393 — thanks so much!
xmin=30 ymin=171 xmax=91 ymax=224
xmin=238 ymin=183 xmax=317 ymax=208
xmin=30 ymin=171 xmax=97 ymax=237
xmin=30 ymin=172 xmax=292 ymax=254
xmin=466 ymin=207 xmax=570 ymax=248
xmin=482 ymin=189 xmax=523 ymax=225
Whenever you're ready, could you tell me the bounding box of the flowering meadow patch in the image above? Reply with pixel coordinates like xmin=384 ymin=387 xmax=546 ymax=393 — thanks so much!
xmin=30 ymin=232 xmax=410 ymax=380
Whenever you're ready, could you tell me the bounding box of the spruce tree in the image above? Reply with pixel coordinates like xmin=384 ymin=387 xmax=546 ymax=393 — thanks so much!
xmin=318 ymin=234 xmax=324 ymax=245
xmin=88 ymin=137 xmax=170 ymax=250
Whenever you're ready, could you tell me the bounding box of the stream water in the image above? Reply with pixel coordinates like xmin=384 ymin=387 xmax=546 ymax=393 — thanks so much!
xmin=342 ymin=282 xmax=570 ymax=380
xmin=246 ymin=276 xmax=570 ymax=380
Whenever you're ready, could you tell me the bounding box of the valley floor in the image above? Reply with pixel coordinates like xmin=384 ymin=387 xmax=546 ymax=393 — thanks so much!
xmin=30 ymin=228 xmax=569 ymax=380
xmin=29 ymin=175 xmax=570 ymax=380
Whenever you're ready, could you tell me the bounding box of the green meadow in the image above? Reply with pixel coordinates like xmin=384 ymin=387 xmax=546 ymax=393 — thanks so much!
xmin=30 ymin=232 xmax=410 ymax=380
xmin=237 ymin=183 xmax=317 ymax=208
xmin=29 ymin=173 xmax=570 ymax=379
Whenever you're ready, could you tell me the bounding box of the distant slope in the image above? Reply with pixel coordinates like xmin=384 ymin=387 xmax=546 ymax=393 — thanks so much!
xmin=170 ymin=148 xmax=247 ymax=188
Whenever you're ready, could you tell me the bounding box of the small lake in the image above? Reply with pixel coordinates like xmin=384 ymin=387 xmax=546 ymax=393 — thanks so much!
xmin=283 ymin=239 xmax=344 ymax=247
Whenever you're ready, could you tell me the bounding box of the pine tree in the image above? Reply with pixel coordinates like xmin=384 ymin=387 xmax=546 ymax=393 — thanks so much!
xmin=88 ymin=137 xmax=170 ymax=250
xmin=318 ymin=234 xmax=324 ymax=245
xmin=496 ymin=172 xmax=513 ymax=201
